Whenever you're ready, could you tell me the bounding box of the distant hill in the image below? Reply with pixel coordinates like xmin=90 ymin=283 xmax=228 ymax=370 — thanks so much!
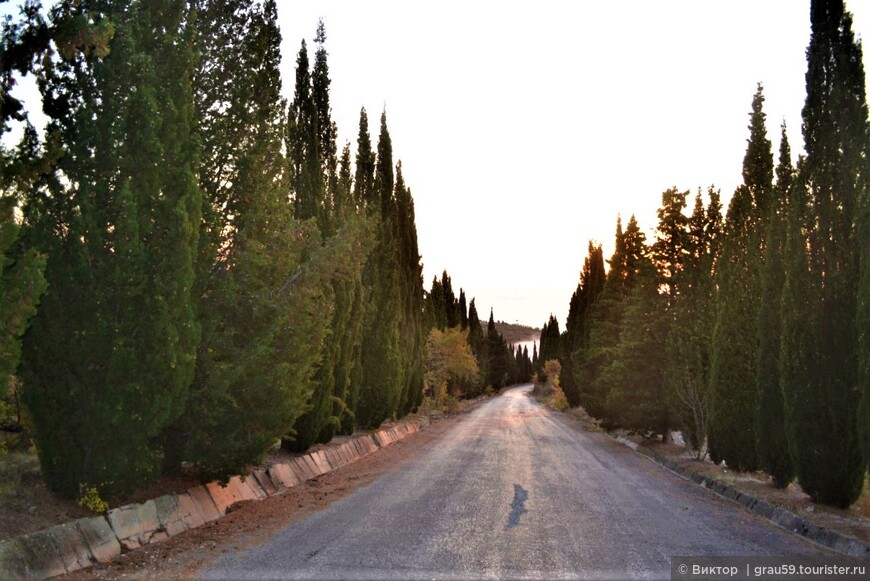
xmin=493 ymin=321 xmax=539 ymax=346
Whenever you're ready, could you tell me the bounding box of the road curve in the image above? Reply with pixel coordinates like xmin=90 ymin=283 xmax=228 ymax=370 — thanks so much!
xmin=202 ymin=385 xmax=829 ymax=580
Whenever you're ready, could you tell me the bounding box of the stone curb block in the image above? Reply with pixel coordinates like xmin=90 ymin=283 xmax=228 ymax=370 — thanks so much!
xmin=206 ymin=475 xmax=265 ymax=515
xmin=0 ymin=530 xmax=66 ymax=580
xmin=268 ymin=463 xmax=299 ymax=490
xmin=252 ymin=468 xmax=279 ymax=497
xmin=155 ymin=493 xmax=205 ymax=536
xmin=0 ymin=417 xmax=427 ymax=579
xmin=107 ymin=499 xmax=166 ymax=551
xmin=301 ymin=454 xmax=321 ymax=477
xmin=75 ymin=516 xmax=121 ymax=564
xmin=608 ymin=434 xmax=870 ymax=557
xmin=187 ymin=485 xmax=221 ymax=523
xmin=290 ymin=458 xmax=313 ymax=482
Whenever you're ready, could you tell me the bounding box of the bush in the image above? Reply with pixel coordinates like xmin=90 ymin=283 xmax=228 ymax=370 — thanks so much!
xmin=77 ymin=485 xmax=109 ymax=514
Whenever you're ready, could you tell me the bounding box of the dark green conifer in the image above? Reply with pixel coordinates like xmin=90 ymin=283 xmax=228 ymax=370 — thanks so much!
xmin=465 ymin=298 xmax=487 ymax=395
xmin=486 ymin=309 xmax=509 ymax=389
xmin=782 ymin=0 xmax=867 ymax=506
xmin=357 ymin=111 xmax=403 ymax=427
xmin=579 ymin=215 xmax=646 ymax=420
xmin=664 ymin=188 xmax=722 ymax=454
xmin=604 ymin=257 xmax=669 ymax=437
xmin=562 ymin=242 xmax=605 ymax=407
xmin=755 ymin=123 xmax=795 ymax=487
xmin=459 ymin=289 xmax=468 ymax=331
xmin=22 ymin=0 xmax=202 ymax=497
xmin=707 ymin=86 xmax=773 ymax=471
xmin=393 ymin=161 xmax=425 ymax=415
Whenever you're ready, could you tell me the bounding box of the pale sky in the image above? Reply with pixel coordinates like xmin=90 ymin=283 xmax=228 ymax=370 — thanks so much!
xmin=277 ymin=0 xmax=870 ymax=328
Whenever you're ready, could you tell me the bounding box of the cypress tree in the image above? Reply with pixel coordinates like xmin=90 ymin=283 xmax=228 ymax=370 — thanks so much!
xmin=538 ymin=315 xmax=562 ymax=367
xmin=755 ymin=123 xmax=795 ymax=487
xmin=782 ymin=0 xmax=867 ymax=506
xmin=604 ymin=257 xmax=669 ymax=437
xmin=288 ymin=39 xmax=325 ymax=229
xmin=21 ymin=0 xmax=202 ymax=497
xmin=486 ymin=309 xmax=509 ymax=389
xmin=578 ymin=215 xmax=647 ymax=420
xmin=338 ymin=142 xmax=367 ymax=435
xmin=357 ymin=111 xmax=403 ymax=427
xmin=458 ymin=289 xmax=468 ymax=331
xmin=353 ymin=108 xmax=375 ymax=211
xmin=664 ymin=188 xmax=722 ymax=454
xmin=346 ymin=111 xmax=375 ymax=425
xmin=312 ymin=19 xmax=338 ymax=220
xmin=426 ymin=275 xmax=446 ymax=330
xmin=394 ymin=161 xmax=425 ymax=415
xmin=708 ymin=85 xmax=773 ymax=471
xmin=466 ymin=298 xmax=487 ymax=394
xmin=442 ymin=270 xmax=459 ymax=328
xmin=562 ymin=242 xmax=605 ymax=407
xmin=287 ymin=21 xmax=365 ymax=450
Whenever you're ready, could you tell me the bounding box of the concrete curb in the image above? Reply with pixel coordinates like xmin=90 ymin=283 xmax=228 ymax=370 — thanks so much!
xmin=0 ymin=416 xmax=429 ymax=580
xmin=609 ymin=434 xmax=870 ymax=557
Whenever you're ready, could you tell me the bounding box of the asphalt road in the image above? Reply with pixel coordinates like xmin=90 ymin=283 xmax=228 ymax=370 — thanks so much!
xmin=202 ymin=385 xmax=830 ymax=580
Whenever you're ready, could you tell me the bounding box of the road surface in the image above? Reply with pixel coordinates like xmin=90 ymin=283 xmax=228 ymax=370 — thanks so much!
xmin=202 ymin=385 xmax=829 ymax=580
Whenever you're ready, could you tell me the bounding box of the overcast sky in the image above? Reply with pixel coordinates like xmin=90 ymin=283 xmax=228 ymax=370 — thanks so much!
xmin=277 ymin=0 xmax=870 ymax=329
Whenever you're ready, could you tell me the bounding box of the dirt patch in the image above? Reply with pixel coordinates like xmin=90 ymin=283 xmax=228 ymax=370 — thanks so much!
xmin=57 ymin=405 xmax=484 ymax=580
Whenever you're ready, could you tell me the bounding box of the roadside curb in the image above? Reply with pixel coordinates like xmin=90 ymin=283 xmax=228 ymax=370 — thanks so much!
xmin=608 ymin=434 xmax=870 ymax=557
xmin=0 ymin=416 xmax=429 ymax=580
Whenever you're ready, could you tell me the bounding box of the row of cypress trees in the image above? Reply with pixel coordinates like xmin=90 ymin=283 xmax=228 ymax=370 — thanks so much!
xmin=558 ymin=0 xmax=869 ymax=508
xmin=2 ymin=1 xmax=427 ymax=498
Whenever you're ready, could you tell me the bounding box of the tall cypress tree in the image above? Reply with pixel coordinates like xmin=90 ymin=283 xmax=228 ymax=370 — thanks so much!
xmin=288 ymin=39 xmax=325 ymax=229
xmin=394 ymin=161 xmax=425 ymax=415
xmin=353 ymin=108 xmax=375 ymax=212
xmin=287 ymin=21 xmax=368 ymax=450
xmin=782 ymin=0 xmax=867 ymax=506
xmin=664 ymin=188 xmax=722 ymax=453
xmin=562 ymin=242 xmax=605 ymax=407
xmin=347 ymin=109 xmax=375 ymax=426
xmin=605 ymin=257 xmax=669 ymax=437
xmin=578 ymin=215 xmax=647 ymax=420
xmin=755 ymin=123 xmax=795 ymax=487
xmin=357 ymin=111 xmax=403 ymax=427
xmin=442 ymin=270 xmax=459 ymax=328
xmin=538 ymin=315 xmax=562 ymax=368
xmin=707 ymin=85 xmax=773 ymax=471
xmin=21 ymin=0 xmax=202 ymax=497
xmin=458 ymin=289 xmax=468 ymax=331
xmin=466 ymin=298 xmax=486 ymax=393
xmin=426 ymin=275 xmax=446 ymax=330
xmin=486 ymin=309 xmax=509 ymax=389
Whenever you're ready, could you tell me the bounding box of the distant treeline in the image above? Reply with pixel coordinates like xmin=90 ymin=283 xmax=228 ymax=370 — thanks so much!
xmin=423 ymin=270 xmax=534 ymax=396
xmin=550 ymin=0 xmax=870 ymax=508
